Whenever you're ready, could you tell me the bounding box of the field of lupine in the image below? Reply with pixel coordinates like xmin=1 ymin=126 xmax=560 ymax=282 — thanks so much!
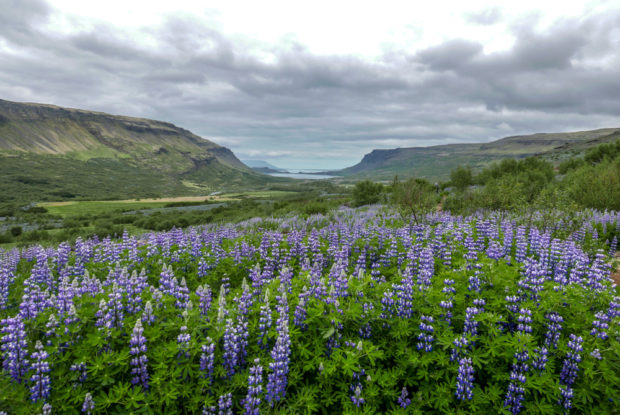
xmin=1 ymin=207 xmax=619 ymax=414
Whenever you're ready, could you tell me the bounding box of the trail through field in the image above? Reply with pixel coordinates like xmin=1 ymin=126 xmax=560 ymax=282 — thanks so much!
xmin=611 ymin=252 xmax=620 ymax=286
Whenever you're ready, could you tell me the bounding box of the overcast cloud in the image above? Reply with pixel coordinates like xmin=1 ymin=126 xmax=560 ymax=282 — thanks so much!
xmin=1 ymin=0 xmax=619 ymax=169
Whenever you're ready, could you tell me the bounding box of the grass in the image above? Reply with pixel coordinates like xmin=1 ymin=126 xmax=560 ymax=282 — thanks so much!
xmin=36 ymin=191 xmax=294 ymax=217
xmin=39 ymin=201 xmax=172 ymax=217
xmin=223 ymin=190 xmax=300 ymax=199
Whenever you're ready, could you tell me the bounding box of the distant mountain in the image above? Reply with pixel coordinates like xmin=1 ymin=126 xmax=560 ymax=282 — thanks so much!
xmin=0 ymin=99 xmax=278 ymax=202
xmin=332 ymin=128 xmax=620 ymax=181
xmin=241 ymin=160 xmax=289 ymax=173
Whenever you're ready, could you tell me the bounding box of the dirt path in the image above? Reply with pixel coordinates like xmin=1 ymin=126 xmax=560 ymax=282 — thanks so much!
xmin=610 ymin=252 xmax=620 ymax=286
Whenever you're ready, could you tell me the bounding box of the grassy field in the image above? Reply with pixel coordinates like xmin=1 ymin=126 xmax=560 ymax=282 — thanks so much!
xmin=39 ymin=200 xmax=173 ymax=217
xmin=36 ymin=191 xmax=301 ymax=217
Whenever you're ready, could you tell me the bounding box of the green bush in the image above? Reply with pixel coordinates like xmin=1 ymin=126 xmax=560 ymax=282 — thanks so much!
xmin=449 ymin=165 xmax=473 ymax=192
xmin=352 ymin=180 xmax=384 ymax=207
xmin=390 ymin=178 xmax=437 ymax=223
xmin=565 ymin=157 xmax=620 ymax=210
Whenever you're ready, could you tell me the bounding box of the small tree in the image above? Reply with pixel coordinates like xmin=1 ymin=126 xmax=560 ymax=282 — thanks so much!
xmin=450 ymin=165 xmax=473 ymax=192
xmin=391 ymin=178 xmax=437 ymax=225
xmin=352 ymin=180 xmax=384 ymax=207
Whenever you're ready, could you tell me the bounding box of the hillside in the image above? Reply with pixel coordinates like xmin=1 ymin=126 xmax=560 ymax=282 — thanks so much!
xmin=334 ymin=128 xmax=620 ymax=181
xmin=0 ymin=99 xmax=278 ymax=202
xmin=241 ymin=159 xmax=288 ymax=173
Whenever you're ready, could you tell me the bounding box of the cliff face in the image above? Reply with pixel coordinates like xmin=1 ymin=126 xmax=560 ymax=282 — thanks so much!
xmin=336 ymin=128 xmax=620 ymax=181
xmin=0 ymin=99 xmax=248 ymax=172
xmin=0 ymin=99 xmax=267 ymax=202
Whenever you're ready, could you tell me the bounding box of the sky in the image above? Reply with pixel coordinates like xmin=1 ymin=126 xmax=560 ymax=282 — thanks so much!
xmin=1 ymin=1 xmax=620 ymax=169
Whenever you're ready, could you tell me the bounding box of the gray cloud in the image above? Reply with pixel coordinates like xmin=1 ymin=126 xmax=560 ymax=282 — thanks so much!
xmin=1 ymin=2 xmax=620 ymax=168
xmin=465 ymin=7 xmax=503 ymax=25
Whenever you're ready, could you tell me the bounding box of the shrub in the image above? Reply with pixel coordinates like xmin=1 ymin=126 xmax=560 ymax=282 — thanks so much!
xmin=352 ymin=180 xmax=384 ymax=207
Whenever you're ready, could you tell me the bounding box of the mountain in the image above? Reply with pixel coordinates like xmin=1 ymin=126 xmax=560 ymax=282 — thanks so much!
xmin=0 ymin=99 xmax=278 ymax=202
xmin=333 ymin=128 xmax=620 ymax=181
xmin=241 ymin=160 xmax=288 ymax=173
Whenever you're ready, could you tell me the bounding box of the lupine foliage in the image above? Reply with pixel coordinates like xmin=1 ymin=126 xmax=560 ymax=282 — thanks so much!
xmin=0 ymin=207 xmax=618 ymax=414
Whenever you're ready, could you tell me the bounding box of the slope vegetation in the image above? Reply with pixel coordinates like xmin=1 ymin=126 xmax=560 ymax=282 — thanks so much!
xmin=335 ymin=128 xmax=620 ymax=181
xmin=0 ymin=99 xmax=275 ymax=202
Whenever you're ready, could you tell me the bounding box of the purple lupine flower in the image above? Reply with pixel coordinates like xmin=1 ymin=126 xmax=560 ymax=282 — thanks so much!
xmin=532 ymin=346 xmax=548 ymax=374
xmin=487 ymin=240 xmax=503 ymax=261
xmin=463 ymin=236 xmax=478 ymax=264
xmin=29 ymin=341 xmax=50 ymax=402
xmin=417 ymin=247 xmax=434 ymax=290
xmin=218 ymin=392 xmax=233 ymax=415
xmin=237 ymin=317 xmax=250 ymax=366
xmin=293 ymin=289 xmax=309 ymax=332
xmin=609 ymin=236 xmax=618 ymax=257
xmin=42 ymin=403 xmax=52 ymax=415
xmin=223 ymin=319 xmax=240 ymax=378
xmin=104 ymin=284 xmax=125 ymax=330
xmin=585 ymin=250 xmax=610 ymax=292
xmin=515 ymin=226 xmax=527 ymax=263
xmin=590 ymin=349 xmax=602 ymax=360
xmin=82 ymin=392 xmax=95 ymax=414
xmin=607 ymin=297 xmax=619 ymax=320
xmin=198 ymin=258 xmax=210 ymax=278
xmin=558 ymin=334 xmax=583 ymax=412
xmin=517 ymin=308 xmax=533 ymax=334
xmin=358 ymin=322 xmax=372 ymax=339
xmin=505 ymin=295 xmax=520 ymax=314
xmin=174 ymin=277 xmax=190 ymax=310
xmin=349 ymin=370 xmax=366 ymax=407
xmin=398 ymin=386 xmax=411 ymax=408
xmin=379 ymin=289 xmax=396 ymax=324
xmin=439 ymin=300 xmax=454 ymax=325
xmin=141 ymin=301 xmax=155 ymax=325
xmin=0 ymin=316 xmax=29 ymax=383
xmin=243 ymin=358 xmax=263 ymax=415
xmin=130 ymin=320 xmax=149 ymax=389
xmin=266 ymin=291 xmax=290 ymax=406
xmin=442 ymin=278 xmax=456 ymax=296
xmin=217 ymin=286 xmax=229 ymax=324
xmin=177 ymin=325 xmax=191 ymax=359
xmin=197 ymin=284 xmax=213 ymax=319
xmin=464 ymin=307 xmax=481 ymax=339
xmin=159 ymin=264 xmax=176 ymax=295
xmin=45 ymin=314 xmax=58 ymax=346
xmin=468 ymin=273 xmax=482 ymax=293
xmin=126 ymin=270 xmax=145 ymax=314
xmin=202 ymin=405 xmax=217 ymax=415
xmin=503 ymin=349 xmax=529 ymax=414
xmin=450 ymin=335 xmax=470 ymax=362
xmin=70 ymin=362 xmax=88 ymax=385
xmin=456 ymin=357 xmax=474 ymax=401
xmin=350 ymin=384 xmax=364 ymax=407
xmin=258 ymin=291 xmax=273 ymax=348
xmin=518 ymin=259 xmax=547 ymax=301
xmin=473 ymin=298 xmax=486 ymax=312
xmin=395 ymin=270 xmax=414 ymax=318
xmin=417 ymin=315 xmax=435 ymax=352
xmin=0 ymin=267 xmax=14 ymax=311
xmin=200 ymin=338 xmax=215 ymax=385
xmin=544 ymin=312 xmax=563 ymax=349
xmin=590 ymin=311 xmax=610 ymax=340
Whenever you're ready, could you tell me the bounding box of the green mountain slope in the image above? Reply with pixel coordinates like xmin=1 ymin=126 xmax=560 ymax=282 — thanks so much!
xmin=0 ymin=99 xmax=276 ymax=202
xmin=334 ymin=128 xmax=620 ymax=181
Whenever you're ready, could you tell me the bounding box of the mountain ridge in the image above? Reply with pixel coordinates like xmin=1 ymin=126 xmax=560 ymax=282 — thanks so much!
xmin=0 ymin=99 xmax=278 ymax=202
xmin=0 ymin=98 xmax=247 ymax=172
xmin=333 ymin=128 xmax=620 ymax=180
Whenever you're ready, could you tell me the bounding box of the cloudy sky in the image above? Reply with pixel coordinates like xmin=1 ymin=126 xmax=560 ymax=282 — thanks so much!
xmin=1 ymin=0 xmax=620 ymax=169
